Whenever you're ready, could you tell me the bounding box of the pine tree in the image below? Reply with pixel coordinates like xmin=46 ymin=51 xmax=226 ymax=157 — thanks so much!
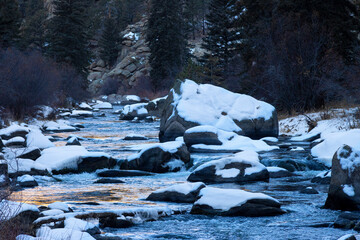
xmin=201 ymin=0 xmax=236 ymax=84
xmin=99 ymin=15 xmax=121 ymax=67
xmin=20 ymin=0 xmax=47 ymax=50
xmin=147 ymin=0 xmax=188 ymax=91
xmin=0 ymin=0 xmax=21 ymax=48
xmin=46 ymin=0 xmax=90 ymax=77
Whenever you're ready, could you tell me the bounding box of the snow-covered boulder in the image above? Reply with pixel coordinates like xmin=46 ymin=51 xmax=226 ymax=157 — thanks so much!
xmin=17 ymin=174 xmax=38 ymax=187
xmin=37 ymin=226 xmax=95 ymax=240
xmin=267 ymin=167 xmax=296 ymax=178
xmin=4 ymin=136 xmax=26 ymax=147
xmin=93 ymin=101 xmax=113 ymax=109
xmin=147 ymin=182 xmax=206 ymax=203
xmin=325 ymin=145 xmax=360 ymax=210
xmin=184 ymin=126 xmax=278 ymax=153
xmin=48 ymin=202 xmax=71 ymax=212
xmin=0 ymin=125 xmax=29 ymax=140
xmin=119 ymin=103 xmax=149 ymax=120
xmin=311 ymin=129 xmax=360 ymax=167
xmin=42 ymin=121 xmax=77 ymax=132
xmin=70 ymin=110 xmax=94 ymax=118
xmin=159 ymin=80 xmax=278 ymax=142
xmin=7 ymin=158 xmax=48 ymax=177
xmin=121 ymin=141 xmax=190 ymax=173
xmin=190 ymin=187 xmax=285 ymax=216
xmin=79 ymin=102 xmax=93 ymax=110
xmin=188 ymin=151 xmax=269 ymax=184
xmin=121 ymin=95 xmax=142 ymax=105
xmin=35 ymin=146 xmax=116 ymax=174
xmin=66 ymin=136 xmax=81 ymax=146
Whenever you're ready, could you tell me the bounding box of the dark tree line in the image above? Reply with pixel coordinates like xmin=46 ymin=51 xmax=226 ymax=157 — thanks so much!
xmin=147 ymin=0 xmax=360 ymax=113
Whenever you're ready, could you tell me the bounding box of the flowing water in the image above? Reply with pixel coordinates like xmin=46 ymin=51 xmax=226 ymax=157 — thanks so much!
xmin=12 ymin=107 xmax=357 ymax=239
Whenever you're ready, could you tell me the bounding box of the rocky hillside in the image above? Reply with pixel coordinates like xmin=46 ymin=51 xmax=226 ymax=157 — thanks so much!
xmin=88 ymin=18 xmax=151 ymax=95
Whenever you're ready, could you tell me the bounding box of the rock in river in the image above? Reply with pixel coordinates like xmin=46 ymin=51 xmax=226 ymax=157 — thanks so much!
xmin=190 ymin=187 xmax=285 ymax=217
xmin=188 ymin=150 xmax=269 ymax=184
xmin=159 ymin=79 xmax=278 ymax=142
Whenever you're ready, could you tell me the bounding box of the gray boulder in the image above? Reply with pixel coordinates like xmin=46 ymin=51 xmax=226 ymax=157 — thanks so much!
xmin=183 ymin=127 xmax=222 ymax=147
xmin=325 ymin=145 xmax=360 ymax=210
xmin=160 ymin=80 xmax=278 ymax=142
xmin=121 ymin=141 xmax=190 ymax=173
xmin=188 ymin=151 xmax=269 ymax=184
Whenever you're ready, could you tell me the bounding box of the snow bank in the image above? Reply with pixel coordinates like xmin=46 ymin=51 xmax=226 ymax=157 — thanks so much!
xmin=175 ymin=80 xmax=275 ymax=131
xmin=311 ymin=129 xmax=360 ymax=167
xmin=195 ymin=187 xmax=278 ymax=211
xmin=37 ymin=226 xmax=95 ymax=240
xmin=0 ymin=200 xmax=39 ymax=221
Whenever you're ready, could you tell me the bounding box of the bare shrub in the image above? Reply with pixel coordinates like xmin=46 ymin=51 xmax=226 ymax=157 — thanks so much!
xmin=0 ymin=48 xmax=61 ymax=120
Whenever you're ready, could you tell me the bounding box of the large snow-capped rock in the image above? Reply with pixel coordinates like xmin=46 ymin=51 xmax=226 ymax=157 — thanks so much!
xmin=35 ymin=146 xmax=116 ymax=174
xmin=0 ymin=125 xmax=29 ymax=140
xmin=311 ymin=129 xmax=360 ymax=167
xmin=147 ymin=182 xmax=206 ymax=203
xmin=188 ymin=150 xmax=269 ymax=184
xmin=325 ymin=145 xmax=360 ymax=210
xmin=190 ymin=187 xmax=284 ymax=216
xmin=121 ymin=141 xmax=190 ymax=173
xmin=159 ymin=80 xmax=278 ymax=142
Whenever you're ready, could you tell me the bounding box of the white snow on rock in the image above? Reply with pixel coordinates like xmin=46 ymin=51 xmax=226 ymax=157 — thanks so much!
xmin=17 ymin=174 xmax=35 ymax=183
xmin=260 ymin=137 xmax=279 ymax=143
xmin=7 ymin=158 xmax=47 ymax=174
xmin=121 ymin=103 xmax=148 ymax=115
xmin=127 ymin=141 xmax=185 ymax=161
xmin=48 ymin=202 xmax=70 ymax=212
xmin=342 ymin=184 xmax=355 ymax=197
xmin=311 ymin=129 xmax=360 ymax=167
xmin=79 ymin=102 xmax=92 ymax=110
xmin=0 ymin=125 xmax=29 ymax=138
xmin=16 ymin=234 xmax=38 ymax=240
xmin=290 ymin=147 xmax=305 ymax=152
xmin=125 ymin=95 xmax=141 ymax=102
xmin=37 ymin=226 xmax=95 ymax=240
xmin=194 ymin=187 xmax=278 ymax=211
xmin=64 ymin=218 xmax=97 ymax=232
xmin=0 ymin=200 xmax=39 ymax=221
xmin=43 ymin=120 xmax=77 ymax=132
xmin=188 ymin=126 xmax=278 ymax=152
xmin=162 ymin=159 xmax=186 ymax=171
xmin=70 ymin=110 xmax=93 ymax=117
xmin=193 ymin=150 xmax=266 ymax=178
xmin=41 ymin=209 xmax=64 ymax=216
xmin=172 ymin=80 xmax=275 ymax=133
xmin=153 ymin=182 xmax=205 ymax=195
xmin=26 ymin=130 xmax=54 ymax=149
xmin=266 ymin=166 xmax=289 ymax=173
xmin=4 ymin=136 xmax=25 ymax=146
xmin=35 ymin=146 xmax=110 ymax=172
xmin=93 ymin=101 xmax=113 ymax=109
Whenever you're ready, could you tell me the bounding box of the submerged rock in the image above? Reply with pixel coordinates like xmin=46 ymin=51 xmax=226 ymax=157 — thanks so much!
xmin=159 ymin=80 xmax=278 ymax=142
xmin=94 ymin=178 xmax=125 ymax=184
xmin=190 ymin=187 xmax=285 ymax=217
xmin=267 ymin=167 xmax=296 ymax=178
xmin=188 ymin=151 xmax=269 ymax=184
xmin=325 ymin=145 xmax=360 ymax=210
xmin=147 ymin=182 xmax=205 ymax=203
